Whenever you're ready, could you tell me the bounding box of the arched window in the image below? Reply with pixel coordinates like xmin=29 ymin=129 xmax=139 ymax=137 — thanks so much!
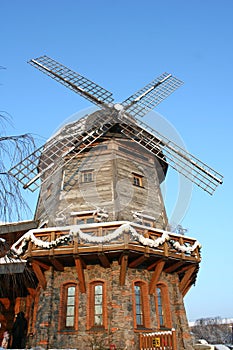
xmin=87 ymin=280 xmax=107 ymax=330
xmin=155 ymin=283 xmax=172 ymax=329
xmin=133 ymin=281 xmax=150 ymax=329
xmin=59 ymin=282 xmax=78 ymax=331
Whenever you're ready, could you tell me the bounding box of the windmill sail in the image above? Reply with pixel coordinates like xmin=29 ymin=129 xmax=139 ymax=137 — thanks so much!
xmin=122 ymin=73 xmax=183 ymax=118
xmin=9 ymin=111 xmax=119 ymax=191
xmin=118 ymin=115 xmax=223 ymax=195
xmin=8 ymin=56 xmax=223 ymax=195
xmin=28 ymin=56 xmax=114 ymax=108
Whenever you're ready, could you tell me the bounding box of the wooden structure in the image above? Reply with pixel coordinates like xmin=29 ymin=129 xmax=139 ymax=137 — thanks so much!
xmin=12 ymin=222 xmax=201 ymax=297
xmin=0 ymin=117 xmax=201 ymax=349
xmin=139 ymin=329 xmax=177 ymax=350
xmin=0 ymin=56 xmax=222 ymax=349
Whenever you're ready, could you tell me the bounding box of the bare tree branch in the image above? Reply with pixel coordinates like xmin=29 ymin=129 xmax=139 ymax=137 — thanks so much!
xmin=0 ymin=113 xmax=36 ymax=222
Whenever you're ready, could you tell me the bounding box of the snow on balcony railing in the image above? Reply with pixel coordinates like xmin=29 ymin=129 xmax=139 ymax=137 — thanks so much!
xmin=10 ymin=221 xmax=201 ymax=260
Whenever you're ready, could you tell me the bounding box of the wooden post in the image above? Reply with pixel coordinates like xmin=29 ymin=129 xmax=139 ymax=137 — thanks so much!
xmin=172 ymin=328 xmax=177 ymax=350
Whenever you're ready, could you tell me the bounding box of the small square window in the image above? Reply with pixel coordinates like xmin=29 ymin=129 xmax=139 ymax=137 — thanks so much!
xmin=86 ymin=217 xmax=95 ymax=224
xmin=82 ymin=171 xmax=93 ymax=183
xmin=144 ymin=220 xmax=153 ymax=227
xmin=133 ymin=174 xmax=143 ymax=187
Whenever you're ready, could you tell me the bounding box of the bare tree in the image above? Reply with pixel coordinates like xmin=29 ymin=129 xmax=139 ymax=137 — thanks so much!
xmin=191 ymin=317 xmax=232 ymax=344
xmin=0 ymin=112 xmax=35 ymax=222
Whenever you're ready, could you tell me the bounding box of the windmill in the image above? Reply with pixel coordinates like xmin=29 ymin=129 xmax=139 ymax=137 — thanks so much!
xmin=3 ymin=56 xmax=221 ymax=350
xmin=9 ymin=55 xmax=223 ymax=195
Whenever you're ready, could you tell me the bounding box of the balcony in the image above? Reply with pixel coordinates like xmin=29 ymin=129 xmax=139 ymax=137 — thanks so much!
xmin=11 ymin=220 xmax=201 ymax=295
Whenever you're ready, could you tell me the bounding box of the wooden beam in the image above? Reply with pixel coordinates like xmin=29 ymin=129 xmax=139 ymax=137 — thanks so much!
xmin=31 ymin=261 xmax=47 ymax=290
xmin=149 ymin=260 xmax=165 ymax=294
xmin=31 ymin=259 xmax=50 ymax=270
xmin=98 ymin=253 xmax=111 ymax=268
xmin=27 ymin=288 xmax=36 ymax=298
xmin=164 ymin=261 xmax=184 ymax=273
xmin=0 ymin=298 xmax=10 ymax=309
xmin=75 ymin=257 xmax=86 ymax=293
xmin=147 ymin=258 xmax=164 ymax=271
xmin=177 ymin=264 xmax=195 ymax=274
xmin=182 ymin=283 xmax=192 ymax=297
xmin=129 ymin=254 xmax=149 ymax=268
xmin=119 ymin=254 xmax=128 ymax=286
xmin=179 ymin=266 xmax=196 ymax=294
xmin=49 ymin=257 xmax=64 ymax=271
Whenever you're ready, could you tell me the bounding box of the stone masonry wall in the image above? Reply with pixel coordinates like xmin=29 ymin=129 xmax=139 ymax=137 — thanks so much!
xmin=30 ymin=263 xmax=194 ymax=350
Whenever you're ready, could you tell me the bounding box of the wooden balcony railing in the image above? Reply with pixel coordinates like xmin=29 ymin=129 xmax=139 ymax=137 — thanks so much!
xmin=12 ymin=221 xmax=201 ymax=264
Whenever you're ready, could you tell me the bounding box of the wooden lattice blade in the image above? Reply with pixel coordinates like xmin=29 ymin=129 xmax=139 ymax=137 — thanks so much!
xmin=8 ymin=111 xmax=119 ymax=192
xmin=122 ymin=73 xmax=183 ymax=118
xmin=119 ymin=116 xmax=223 ymax=194
xmin=28 ymin=56 xmax=114 ymax=108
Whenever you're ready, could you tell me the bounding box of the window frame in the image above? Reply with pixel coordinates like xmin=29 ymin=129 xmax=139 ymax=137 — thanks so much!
xmin=155 ymin=283 xmax=172 ymax=329
xmin=132 ymin=280 xmax=150 ymax=329
xmin=156 ymin=286 xmax=164 ymax=327
xmin=59 ymin=282 xmax=79 ymax=332
xmin=87 ymin=280 xmax=107 ymax=330
xmin=134 ymin=284 xmax=144 ymax=326
xmin=81 ymin=170 xmax=94 ymax=183
xmin=133 ymin=173 xmax=143 ymax=187
xmin=75 ymin=215 xmax=96 ymax=225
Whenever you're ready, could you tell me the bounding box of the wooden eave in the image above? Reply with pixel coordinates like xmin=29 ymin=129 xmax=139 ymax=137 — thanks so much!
xmin=0 ymin=220 xmax=38 ymax=235
xmin=0 ymin=220 xmax=38 ymax=246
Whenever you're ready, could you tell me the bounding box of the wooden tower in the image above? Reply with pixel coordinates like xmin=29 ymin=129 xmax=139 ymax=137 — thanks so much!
xmin=0 ymin=56 xmax=223 ymax=350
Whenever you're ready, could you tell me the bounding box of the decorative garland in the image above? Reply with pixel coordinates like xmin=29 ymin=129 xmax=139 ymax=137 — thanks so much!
xmin=10 ymin=223 xmax=201 ymax=258
xmin=12 ymin=232 xmax=72 ymax=256
xmin=172 ymin=240 xmax=201 ymax=253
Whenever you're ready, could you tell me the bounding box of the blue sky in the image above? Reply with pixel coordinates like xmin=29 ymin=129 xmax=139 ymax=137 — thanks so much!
xmin=1 ymin=0 xmax=233 ymax=321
